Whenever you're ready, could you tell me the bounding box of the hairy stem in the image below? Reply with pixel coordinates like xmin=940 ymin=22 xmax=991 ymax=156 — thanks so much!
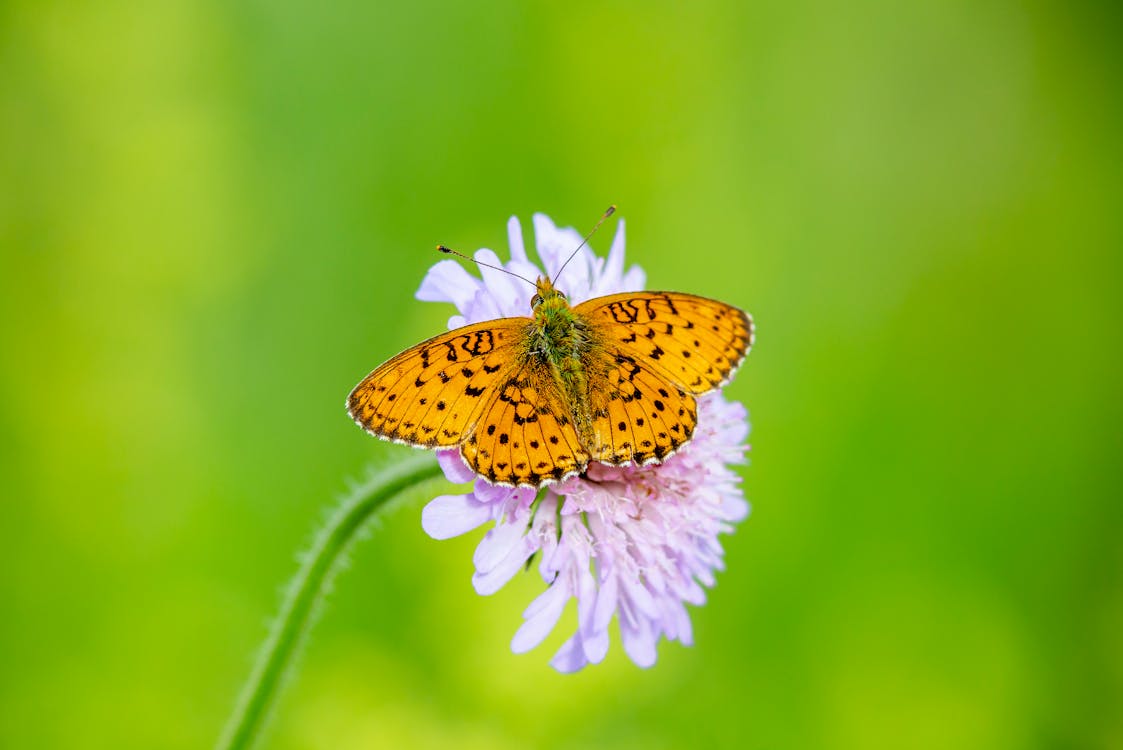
xmin=216 ymin=454 xmax=446 ymax=750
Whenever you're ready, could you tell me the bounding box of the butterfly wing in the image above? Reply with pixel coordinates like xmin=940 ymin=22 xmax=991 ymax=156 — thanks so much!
xmin=574 ymin=292 xmax=754 ymax=393
xmin=461 ymin=359 xmax=590 ymax=487
xmin=575 ymin=291 xmax=752 ymax=467
xmin=585 ymin=352 xmax=698 ymax=466
xmin=348 ymin=318 xmax=529 ymax=448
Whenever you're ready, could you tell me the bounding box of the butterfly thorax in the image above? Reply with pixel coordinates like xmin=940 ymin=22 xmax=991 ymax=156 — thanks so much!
xmin=530 ymin=279 xmax=588 ymax=369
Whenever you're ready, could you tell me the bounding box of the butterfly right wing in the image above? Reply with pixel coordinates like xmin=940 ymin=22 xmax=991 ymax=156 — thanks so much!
xmin=575 ymin=291 xmax=751 ymax=467
xmin=347 ymin=318 xmax=529 ymax=448
xmin=585 ymin=351 xmax=698 ymax=467
xmin=575 ymin=291 xmax=753 ymax=393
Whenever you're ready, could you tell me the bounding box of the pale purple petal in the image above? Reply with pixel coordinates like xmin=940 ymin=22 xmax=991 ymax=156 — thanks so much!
xmin=460 ymin=286 xmax=505 ymax=325
xmin=723 ymin=496 xmax=751 ymax=521
xmin=473 ymin=518 xmax=528 ymax=573
xmin=622 ymin=577 xmax=660 ymax=620
xmin=532 ymin=213 xmax=592 ymax=300
xmin=680 ymin=578 xmax=707 ymax=606
xmin=530 ymin=213 xmax=569 ymax=275
xmin=620 ymin=265 xmax=646 ymax=291
xmin=506 ymin=215 xmax=529 ymax=264
xmin=473 ymin=480 xmax=520 ymax=506
xmin=508 ymin=259 xmax=546 ymax=291
xmin=574 ymin=567 xmax=608 ymax=663
xmin=582 ymin=626 xmax=610 ymax=665
xmin=550 ymin=633 xmax=591 ymax=673
xmin=437 ymin=449 xmax=476 ymax=484
xmin=592 ymin=571 xmax=619 ymax=633
xmin=621 ymin=616 xmax=658 ymax=668
xmin=671 ymin=601 xmax=694 ymax=646
xmin=511 ymin=583 xmax=569 ymax=653
xmin=590 ymin=219 xmax=627 ymax=297
xmin=472 ymin=529 xmax=537 ymax=595
xmin=421 ymin=493 xmax=492 ymax=540
xmin=416 ymin=259 xmax=480 ymax=311
xmin=473 ymin=248 xmax=526 ymax=314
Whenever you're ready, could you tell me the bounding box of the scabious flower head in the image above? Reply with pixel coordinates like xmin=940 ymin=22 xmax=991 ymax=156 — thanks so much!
xmin=417 ymin=213 xmax=751 ymax=672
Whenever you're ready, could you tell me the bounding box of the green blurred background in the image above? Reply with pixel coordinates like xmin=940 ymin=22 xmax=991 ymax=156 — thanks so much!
xmin=2 ymin=1 xmax=1120 ymax=748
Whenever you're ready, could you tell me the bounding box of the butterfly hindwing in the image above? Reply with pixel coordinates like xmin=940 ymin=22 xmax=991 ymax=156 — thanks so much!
xmin=347 ymin=318 xmax=529 ymax=447
xmin=575 ymin=292 xmax=753 ymax=394
xmin=462 ymin=363 xmax=590 ymax=487
xmin=587 ymin=351 xmax=698 ymax=466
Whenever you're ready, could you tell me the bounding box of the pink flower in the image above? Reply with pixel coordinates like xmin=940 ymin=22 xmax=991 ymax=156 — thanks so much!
xmin=418 ymin=213 xmax=751 ymax=672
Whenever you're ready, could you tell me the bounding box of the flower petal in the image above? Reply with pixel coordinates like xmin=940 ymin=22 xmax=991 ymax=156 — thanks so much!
xmin=416 ymin=259 xmax=480 ymax=312
xmin=421 ymin=493 xmax=492 ymax=540
xmin=621 ymin=616 xmax=658 ymax=668
xmin=532 ymin=213 xmax=585 ymax=282
xmin=622 ymin=576 xmax=660 ymax=620
xmin=507 ymin=215 xmax=528 ymax=264
xmin=511 ymin=582 xmax=570 ymax=654
xmin=472 ymin=530 xmax=536 ymax=595
xmin=460 ymin=285 xmax=505 ymax=325
xmin=591 ymin=219 xmax=626 ymax=296
xmin=671 ymin=601 xmax=694 ymax=646
xmin=592 ymin=568 xmax=619 ymax=633
xmin=550 ymin=633 xmax=590 ymax=673
xmin=474 ymin=248 xmax=526 ymax=315
xmin=473 ymin=517 xmax=527 ymax=572
xmin=473 ymin=480 xmax=519 ymax=505
xmin=437 ymin=449 xmax=476 ymax=484
xmin=575 ymin=567 xmax=609 ymax=664
xmin=620 ymin=264 xmax=646 ymax=292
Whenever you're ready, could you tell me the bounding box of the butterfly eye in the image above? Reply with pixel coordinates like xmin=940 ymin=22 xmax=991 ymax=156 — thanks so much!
xmin=531 ymin=294 xmax=543 ymax=308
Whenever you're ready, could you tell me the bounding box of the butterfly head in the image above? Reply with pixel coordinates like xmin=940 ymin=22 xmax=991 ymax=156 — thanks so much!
xmin=530 ymin=276 xmax=576 ymax=338
xmin=530 ymin=276 xmax=568 ymax=310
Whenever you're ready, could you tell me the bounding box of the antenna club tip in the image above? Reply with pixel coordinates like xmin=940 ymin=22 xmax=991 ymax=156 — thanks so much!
xmin=606 ymin=205 xmax=616 ymax=215
xmin=437 ymin=244 xmax=451 ymax=253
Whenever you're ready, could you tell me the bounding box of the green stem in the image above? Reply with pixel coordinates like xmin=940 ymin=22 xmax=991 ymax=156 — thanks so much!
xmin=216 ymin=454 xmax=447 ymax=750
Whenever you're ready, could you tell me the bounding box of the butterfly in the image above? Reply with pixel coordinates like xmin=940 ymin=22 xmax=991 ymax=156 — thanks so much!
xmin=347 ymin=213 xmax=754 ymax=488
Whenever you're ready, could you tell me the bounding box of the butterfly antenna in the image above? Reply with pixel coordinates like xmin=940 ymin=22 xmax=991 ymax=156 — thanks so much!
xmin=437 ymin=245 xmax=537 ymax=288
xmin=551 ymin=205 xmax=616 ymax=285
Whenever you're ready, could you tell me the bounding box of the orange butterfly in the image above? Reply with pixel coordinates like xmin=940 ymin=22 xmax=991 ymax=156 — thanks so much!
xmin=348 ymin=212 xmax=754 ymax=488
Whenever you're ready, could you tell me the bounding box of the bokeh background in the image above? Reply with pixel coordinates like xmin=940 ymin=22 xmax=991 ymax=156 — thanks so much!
xmin=2 ymin=1 xmax=1120 ymax=748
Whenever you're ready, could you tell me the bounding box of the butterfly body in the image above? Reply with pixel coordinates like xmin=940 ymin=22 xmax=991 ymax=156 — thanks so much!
xmin=526 ymin=277 xmax=605 ymax=449
xmin=349 ymin=279 xmax=753 ymax=488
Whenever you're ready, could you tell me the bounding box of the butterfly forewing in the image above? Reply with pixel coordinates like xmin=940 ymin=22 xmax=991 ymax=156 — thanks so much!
xmin=348 ymin=319 xmax=528 ymax=447
xmin=575 ymin=292 xmax=753 ymax=393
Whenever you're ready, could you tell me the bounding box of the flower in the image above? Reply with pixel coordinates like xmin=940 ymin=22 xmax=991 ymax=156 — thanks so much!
xmin=417 ymin=213 xmax=751 ymax=672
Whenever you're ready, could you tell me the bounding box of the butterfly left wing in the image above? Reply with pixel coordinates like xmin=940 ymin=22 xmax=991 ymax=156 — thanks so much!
xmin=348 ymin=318 xmax=528 ymax=447
xmin=461 ymin=360 xmax=591 ymax=487
xmin=574 ymin=291 xmax=753 ymax=394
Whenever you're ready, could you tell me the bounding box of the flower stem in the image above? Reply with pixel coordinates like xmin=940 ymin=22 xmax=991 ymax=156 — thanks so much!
xmin=216 ymin=454 xmax=447 ymax=750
